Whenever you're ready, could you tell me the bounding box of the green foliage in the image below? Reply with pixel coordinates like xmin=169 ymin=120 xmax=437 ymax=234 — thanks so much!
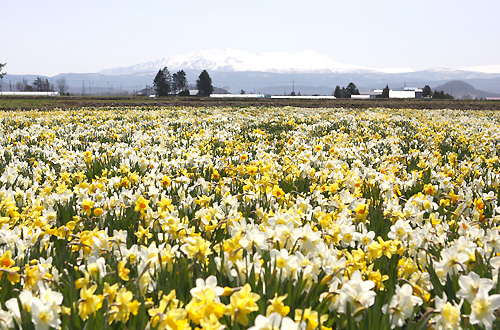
xmin=32 ymin=77 xmax=53 ymax=92
xmin=153 ymin=67 xmax=172 ymax=96
xmin=172 ymin=70 xmax=188 ymax=94
xmin=381 ymin=85 xmax=390 ymax=98
xmin=346 ymin=82 xmax=360 ymax=96
xmin=0 ymin=62 xmax=6 ymax=79
xmin=433 ymin=90 xmax=454 ymax=99
xmin=2 ymin=107 xmax=500 ymax=330
xmin=422 ymin=85 xmax=432 ymax=98
xmin=333 ymin=83 xmax=359 ymax=98
xmin=332 ymin=86 xmax=343 ymax=98
xmin=196 ymin=70 xmax=214 ymax=97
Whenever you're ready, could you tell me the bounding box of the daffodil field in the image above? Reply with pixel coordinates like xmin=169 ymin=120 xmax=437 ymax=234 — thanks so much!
xmin=1 ymin=106 xmax=500 ymax=330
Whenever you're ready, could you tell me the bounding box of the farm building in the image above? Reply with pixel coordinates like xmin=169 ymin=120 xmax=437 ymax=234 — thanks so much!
xmin=351 ymin=91 xmax=382 ymax=99
xmin=389 ymin=87 xmax=423 ymax=99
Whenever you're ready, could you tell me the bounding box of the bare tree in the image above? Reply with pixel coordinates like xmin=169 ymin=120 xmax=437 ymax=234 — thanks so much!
xmin=56 ymin=77 xmax=68 ymax=94
xmin=16 ymin=78 xmax=29 ymax=91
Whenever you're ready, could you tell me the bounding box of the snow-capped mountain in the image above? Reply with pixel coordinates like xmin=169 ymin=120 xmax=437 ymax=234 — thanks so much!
xmin=99 ymin=48 xmax=500 ymax=77
xmin=100 ymin=49 xmax=380 ymax=75
xmin=9 ymin=48 xmax=499 ymax=96
xmin=460 ymin=65 xmax=500 ymax=74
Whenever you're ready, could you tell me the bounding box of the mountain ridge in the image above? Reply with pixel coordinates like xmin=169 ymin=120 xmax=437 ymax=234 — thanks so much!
xmin=432 ymin=80 xmax=500 ymax=99
xmin=99 ymin=49 xmax=371 ymax=75
xmin=99 ymin=48 xmax=500 ymax=77
xmin=4 ymin=50 xmax=500 ymax=96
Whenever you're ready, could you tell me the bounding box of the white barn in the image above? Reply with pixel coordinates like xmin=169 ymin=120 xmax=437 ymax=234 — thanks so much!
xmin=389 ymin=87 xmax=423 ymax=99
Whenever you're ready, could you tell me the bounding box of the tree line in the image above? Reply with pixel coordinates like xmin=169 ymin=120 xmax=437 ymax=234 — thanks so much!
xmin=1 ymin=63 xmax=70 ymax=94
xmin=332 ymin=82 xmax=453 ymax=99
xmin=13 ymin=77 xmax=69 ymax=94
xmin=333 ymin=82 xmax=361 ymax=98
xmin=153 ymin=68 xmax=214 ymax=97
xmin=422 ymin=85 xmax=453 ymax=99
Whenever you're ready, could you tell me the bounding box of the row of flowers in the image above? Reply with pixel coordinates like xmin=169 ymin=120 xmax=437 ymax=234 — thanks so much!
xmin=0 ymin=106 xmax=499 ymax=329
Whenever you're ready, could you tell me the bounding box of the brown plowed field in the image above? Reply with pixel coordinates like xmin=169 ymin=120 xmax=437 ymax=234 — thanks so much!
xmin=1 ymin=96 xmax=499 ymax=110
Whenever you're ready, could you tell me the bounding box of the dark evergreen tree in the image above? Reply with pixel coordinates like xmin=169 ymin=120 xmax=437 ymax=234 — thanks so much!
xmin=346 ymin=82 xmax=359 ymax=97
xmin=381 ymin=85 xmax=390 ymax=98
xmin=433 ymin=90 xmax=453 ymax=99
xmin=333 ymin=85 xmax=342 ymax=98
xmin=0 ymin=62 xmax=6 ymax=93
xmin=153 ymin=67 xmax=172 ymax=96
xmin=172 ymin=70 xmax=187 ymax=94
xmin=0 ymin=63 xmax=6 ymax=80
xmin=341 ymin=87 xmax=347 ymax=98
xmin=196 ymin=70 xmax=214 ymax=97
xmin=433 ymin=90 xmax=443 ymax=99
xmin=32 ymin=77 xmax=52 ymax=91
xmin=422 ymin=85 xmax=432 ymax=98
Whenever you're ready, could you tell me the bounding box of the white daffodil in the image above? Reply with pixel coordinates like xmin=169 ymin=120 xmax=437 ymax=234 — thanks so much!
xmin=190 ymin=275 xmax=225 ymax=298
xmin=337 ymin=271 xmax=376 ymax=320
xmin=435 ymin=246 xmax=468 ymax=277
xmin=382 ymin=283 xmax=423 ymax=329
xmin=432 ymin=292 xmax=462 ymax=330
xmin=31 ymin=297 xmax=61 ymax=330
xmin=248 ymin=312 xmax=305 ymax=330
xmin=469 ymin=286 xmax=500 ymax=330
xmin=456 ymin=271 xmax=494 ymax=302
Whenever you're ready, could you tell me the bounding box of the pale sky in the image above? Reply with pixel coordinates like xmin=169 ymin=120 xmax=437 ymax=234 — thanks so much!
xmin=3 ymin=0 xmax=500 ymax=76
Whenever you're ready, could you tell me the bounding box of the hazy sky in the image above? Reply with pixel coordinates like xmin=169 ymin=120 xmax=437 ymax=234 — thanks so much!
xmin=3 ymin=0 xmax=500 ymax=76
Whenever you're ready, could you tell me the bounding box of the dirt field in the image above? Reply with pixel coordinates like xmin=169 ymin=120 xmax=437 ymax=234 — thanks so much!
xmin=1 ymin=95 xmax=500 ymax=110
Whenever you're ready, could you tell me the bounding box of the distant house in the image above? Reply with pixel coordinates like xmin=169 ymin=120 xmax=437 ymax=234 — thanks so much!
xmin=351 ymin=91 xmax=382 ymax=99
xmin=389 ymin=87 xmax=423 ymax=99
xmin=350 ymin=95 xmax=370 ymax=99
xmin=136 ymin=87 xmax=155 ymax=96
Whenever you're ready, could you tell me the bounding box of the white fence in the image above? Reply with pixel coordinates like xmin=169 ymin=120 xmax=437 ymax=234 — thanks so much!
xmin=210 ymin=94 xmax=267 ymax=98
xmin=270 ymin=95 xmax=336 ymax=99
xmin=0 ymin=91 xmax=60 ymax=96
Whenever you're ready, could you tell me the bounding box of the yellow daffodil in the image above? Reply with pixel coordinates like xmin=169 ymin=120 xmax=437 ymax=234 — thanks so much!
xmin=225 ymin=283 xmax=260 ymax=326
